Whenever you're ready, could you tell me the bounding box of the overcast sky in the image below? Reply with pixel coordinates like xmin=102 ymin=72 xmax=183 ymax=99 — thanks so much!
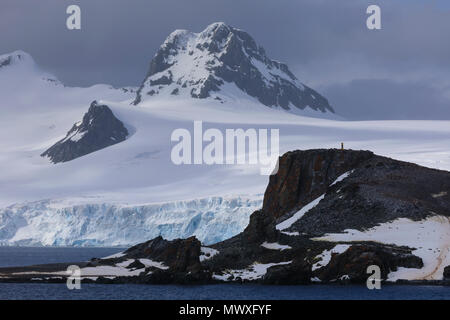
xmin=1 ymin=0 xmax=449 ymax=119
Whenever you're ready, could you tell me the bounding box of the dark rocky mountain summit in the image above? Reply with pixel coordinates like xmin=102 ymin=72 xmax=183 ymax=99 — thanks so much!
xmin=3 ymin=149 xmax=449 ymax=285
xmin=41 ymin=101 xmax=128 ymax=163
xmin=134 ymin=22 xmax=333 ymax=114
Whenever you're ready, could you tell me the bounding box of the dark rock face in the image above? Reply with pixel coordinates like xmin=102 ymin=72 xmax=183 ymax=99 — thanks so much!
xmin=241 ymin=209 xmax=279 ymax=244
xmin=0 ymin=56 xmax=11 ymax=68
xmin=444 ymin=266 xmax=450 ymax=279
xmin=41 ymin=101 xmax=128 ymax=163
xmin=134 ymin=23 xmax=333 ymax=114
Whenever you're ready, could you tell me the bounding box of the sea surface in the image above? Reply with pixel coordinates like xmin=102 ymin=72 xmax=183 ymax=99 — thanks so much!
xmin=0 ymin=247 xmax=449 ymax=300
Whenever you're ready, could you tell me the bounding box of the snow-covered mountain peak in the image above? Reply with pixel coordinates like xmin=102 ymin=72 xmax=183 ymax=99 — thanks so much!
xmin=0 ymin=50 xmax=62 ymax=87
xmin=0 ymin=50 xmax=36 ymax=69
xmin=134 ymin=23 xmax=333 ymax=114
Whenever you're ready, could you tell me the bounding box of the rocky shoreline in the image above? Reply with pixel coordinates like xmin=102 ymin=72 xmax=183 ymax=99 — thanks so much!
xmin=1 ymin=149 xmax=449 ymax=286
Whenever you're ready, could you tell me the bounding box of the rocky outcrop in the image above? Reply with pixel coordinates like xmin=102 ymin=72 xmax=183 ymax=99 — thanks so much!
xmin=120 ymin=236 xmax=211 ymax=284
xmin=2 ymin=149 xmax=450 ymax=285
xmin=134 ymin=22 xmax=333 ymax=114
xmin=41 ymin=101 xmax=128 ymax=163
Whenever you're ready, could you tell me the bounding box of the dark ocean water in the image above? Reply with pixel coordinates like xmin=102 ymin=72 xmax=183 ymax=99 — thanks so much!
xmin=0 ymin=246 xmax=125 ymax=267
xmin=0 ymin=247 xmax=449 ymax=300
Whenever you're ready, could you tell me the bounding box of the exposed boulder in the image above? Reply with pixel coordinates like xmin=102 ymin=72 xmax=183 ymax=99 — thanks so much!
xmin=0 ymin=56 xmax=11 ymax=68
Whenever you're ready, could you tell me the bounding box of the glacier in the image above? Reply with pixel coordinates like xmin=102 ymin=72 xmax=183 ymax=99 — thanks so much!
xmin=0 ymin=196 xmax=262 ymax=247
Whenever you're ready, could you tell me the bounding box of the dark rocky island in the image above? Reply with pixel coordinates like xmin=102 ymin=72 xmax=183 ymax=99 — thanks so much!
xmin=2 ymin=149 xmax=449 ymax=285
